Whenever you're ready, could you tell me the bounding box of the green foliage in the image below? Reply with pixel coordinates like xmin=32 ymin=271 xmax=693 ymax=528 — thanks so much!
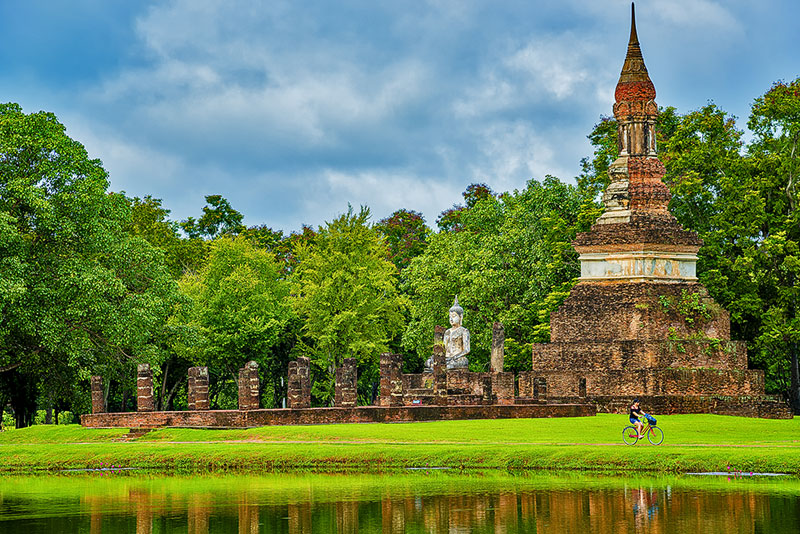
xmin=375 ymin=209 xmax=432 ymax=271
xmin=180 ymin=194 xmax=245 ymax=239
xmin=436 ymin=183 xmax=494 ymax=232
xmin=658 ymin=290 xmax=715 ymax=327
xmin=291 ymin=206 xmax=405 ymax=403
xmin=577 ymin=116 xmax=617 ymax=194
xmin=403 ymin=178 xmax=598 ymax=372
xmin=124 ymin=195 xmax=208 ymax=277
xmin=178 ymin=236 xmax=294 ymax=408
xmin=0 ymin=103 xmax=182 ymax=425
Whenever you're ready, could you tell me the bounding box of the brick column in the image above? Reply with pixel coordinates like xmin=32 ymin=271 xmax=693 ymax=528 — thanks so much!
xmin=137 ymin=364 xmax=154 ymax=412
xmin=90 ymin=376 xmax=105 ymax=414
xmin=491 ymin=322 xmax=505 ymax=373
xmin=237 ymin=361 xmax=260 ymax=410
xmin=187 ymin=367 xmax=209 ymax=410
xmin=334 ymin=358 xmax=358 ymax=407
xmin=379 ymin=353 xmax=404 ymax=407
xmin=288 ymin=357 xmax=311 ymax=409
xmin=492 ymin=372 xmax=515 ymax=405
xmin=432 ymin=344 xmax=447 ymax=405
xmin=481 ymin=374 xmax=493 ymax=404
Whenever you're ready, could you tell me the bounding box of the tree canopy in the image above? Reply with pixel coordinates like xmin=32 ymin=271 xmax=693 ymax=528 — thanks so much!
xmin=0 ymin=103 xmax=181 ymax=426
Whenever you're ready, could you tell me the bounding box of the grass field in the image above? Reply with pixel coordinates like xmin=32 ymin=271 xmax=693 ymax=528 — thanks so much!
xmin=1 ymin=414 xmax=798 ymax=474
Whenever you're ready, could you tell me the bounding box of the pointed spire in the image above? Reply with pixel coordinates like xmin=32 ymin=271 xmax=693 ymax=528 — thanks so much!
xmin=615 ymin=2 xmax=655 ymax=102
xmin=629 ymin=2 xmax=639 ymax=46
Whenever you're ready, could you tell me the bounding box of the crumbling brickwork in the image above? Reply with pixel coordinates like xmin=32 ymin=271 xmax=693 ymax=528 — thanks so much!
xmin=81 ymin=403 xmax=596 ymax=429
xmin=378 ymin=353 xmax=404 ymax=407
xmin=137 ymin=364 xmax=154 ymax=412
xmin=187 ymin=367 xmax=209 ymax=410
xmin=91 ymin=376 xmax=105 ymax=414
xmin=334 ymin=358 xmax=358 ymax=407
xmin=491 ymin=322 xmax=505 ymax=373
xmin=237 ymin=361 xmax=260 ymax=411
xmin=287 ymin=357 xmax=311 ymax=409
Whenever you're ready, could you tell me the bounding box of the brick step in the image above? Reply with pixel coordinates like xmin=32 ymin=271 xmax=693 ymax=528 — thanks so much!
xmin=515 ymin=397 xmax=546 ymax=405
xmin=112 ymin=427 xmax=153 ymax=441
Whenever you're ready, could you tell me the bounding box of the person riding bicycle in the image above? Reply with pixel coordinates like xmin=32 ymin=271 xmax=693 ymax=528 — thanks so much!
xmin=629 ymin=399 xmax=645 ymax=438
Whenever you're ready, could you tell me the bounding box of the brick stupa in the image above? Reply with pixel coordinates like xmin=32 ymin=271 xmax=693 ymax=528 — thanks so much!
xmin=527 ymin=5 xmax=790 ymax=418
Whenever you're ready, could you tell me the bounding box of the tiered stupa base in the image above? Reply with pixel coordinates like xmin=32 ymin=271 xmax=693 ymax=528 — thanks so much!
xmin=528 ymin=282 xmax=791 ymax=418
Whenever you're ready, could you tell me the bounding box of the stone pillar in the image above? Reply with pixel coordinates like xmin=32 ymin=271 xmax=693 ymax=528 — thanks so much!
xmin=137 ymin=364 xmax=154 ymax=412
xmin=491 ymin=322 xmax=505 ymax=373
xmin=288 ymin=357 xmax=311 ymax=409
xmin=379 ymin=353 xmax=404 ymax=407
xmin=91 ymin=376 xmax=106 ymax=414
xmin=237 ymin=361 xmax=260 ymax=410
xmin=432 ymin=344 xmax=447 ymax=405
xmin=481 ymin=374 xmax=493 ymax=404
xmin=334 ymin=358 xmax=358 ymax=407
xmin=492 ymin=372 xmax=515 ymax=405
xmin=187 ymin=367 xmax=209 ymax=410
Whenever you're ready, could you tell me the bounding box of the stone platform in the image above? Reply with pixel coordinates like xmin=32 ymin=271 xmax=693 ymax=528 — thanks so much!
xmin=81 ymin=403 xmax=595 ymax=429
xmin=540 ymin=395 xmax=791 ymax=419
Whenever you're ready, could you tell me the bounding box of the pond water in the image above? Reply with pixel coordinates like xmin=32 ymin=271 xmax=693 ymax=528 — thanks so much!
xmin=1 ymin=471 xmax=799 ymax=533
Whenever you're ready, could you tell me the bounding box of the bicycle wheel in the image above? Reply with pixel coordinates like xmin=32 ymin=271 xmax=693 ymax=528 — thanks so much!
xmin=622 ymin=426 xmax=639 ymax=445
xmin=647 ymin=426 xmax=664 ymax=445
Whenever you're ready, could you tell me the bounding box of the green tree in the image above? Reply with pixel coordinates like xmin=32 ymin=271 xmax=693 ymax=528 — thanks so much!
xmin=436 ymin=183 xmax=494 ymax=232
xmin=403 ymin=178 xmax=598 ymax=373
xmin=291 ymin=206 xmax=405 ymax=404
xmin=180 ymin=194 xmax=245 ymax=239
xmin=0 ymin=103 xmax=181 ymax=426
xmin=178 ymin=236 xmax=295 ymax=408
xmin=375 ymin=209 xmax=432 ymax=271
xmin=745 ymin=79 xmax=800 ymax=409
xmin=124 ymin=195 xmax=208 ymax=277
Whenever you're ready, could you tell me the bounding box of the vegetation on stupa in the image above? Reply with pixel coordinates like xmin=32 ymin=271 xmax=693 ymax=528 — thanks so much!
xmin=1 ymin=78 xmax=799 ymax=427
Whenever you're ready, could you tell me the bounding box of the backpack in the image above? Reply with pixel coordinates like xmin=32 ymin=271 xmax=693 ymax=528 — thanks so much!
xmin=645 ymin=414 xmax=657 ymax=425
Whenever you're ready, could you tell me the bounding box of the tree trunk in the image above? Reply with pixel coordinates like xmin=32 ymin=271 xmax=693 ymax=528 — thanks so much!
xmin=45 ymin=391 xmax=53 ymax=424
xmin=164 ymin=376 xmax=184 ymax=411
xmin=158 ymin=360 xmax=170 ymax=411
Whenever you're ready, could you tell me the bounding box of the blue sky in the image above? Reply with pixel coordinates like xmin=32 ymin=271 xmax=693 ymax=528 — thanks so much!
xmin=2 ymin=0 xmax=798 ymax=232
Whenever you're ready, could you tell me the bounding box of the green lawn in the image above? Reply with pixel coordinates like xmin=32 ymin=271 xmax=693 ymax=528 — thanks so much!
xmin=1 ymin=414 xmax=798 ymax=474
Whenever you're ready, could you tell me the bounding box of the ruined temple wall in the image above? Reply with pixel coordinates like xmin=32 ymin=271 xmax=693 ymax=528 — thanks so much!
xmin=549 ymin=282 xmax=731 ymax=343
xmin=532 ymin=340 xmax=747 ymax=371
xmin=524 ymin=368 xmax=765 ymax=397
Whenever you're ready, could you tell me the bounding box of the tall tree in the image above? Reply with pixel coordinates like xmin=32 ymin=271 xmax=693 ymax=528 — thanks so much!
xmin=746 ymin=79 xmax=800 ymax=410
xmin=0 ymin=103 xmax=181 ymax=426
xmin=177 ymin=236 xmax=295 ymax=408
xmin=375 ymin=209 xmax=432 ymax=271
xmin=124 ymin=195 xmax=208 ymax=277
xmin=291 ymin=206 xmax=405 ymax=404
xmin=180 ymin=194 xmax=245 ymax=239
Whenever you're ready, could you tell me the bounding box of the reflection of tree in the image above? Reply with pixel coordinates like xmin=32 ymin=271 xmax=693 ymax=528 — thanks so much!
xmin=12 ymin=478 xmax=798 ymax=533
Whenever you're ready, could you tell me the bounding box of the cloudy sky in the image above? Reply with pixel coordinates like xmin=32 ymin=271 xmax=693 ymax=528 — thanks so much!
xmin=2 ymin=0 xmax=798 ymax=232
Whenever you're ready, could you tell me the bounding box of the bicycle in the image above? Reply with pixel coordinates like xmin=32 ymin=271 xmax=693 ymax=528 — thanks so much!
xmin=622 ymin=416 xmax=664 ymax=445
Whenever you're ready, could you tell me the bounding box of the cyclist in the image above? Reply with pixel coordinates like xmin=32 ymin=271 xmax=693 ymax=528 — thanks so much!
xmin=629 ymin=398 xmax=645 ymax=438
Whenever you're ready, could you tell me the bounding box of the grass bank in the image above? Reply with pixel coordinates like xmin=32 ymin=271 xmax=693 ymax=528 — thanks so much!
xmin=1 ymin=414 xmax=798 ymax=475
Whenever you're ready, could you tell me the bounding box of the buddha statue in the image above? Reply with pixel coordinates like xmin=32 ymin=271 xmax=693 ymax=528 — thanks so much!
xmin=425 ymin=296 xmax=471 ymax=371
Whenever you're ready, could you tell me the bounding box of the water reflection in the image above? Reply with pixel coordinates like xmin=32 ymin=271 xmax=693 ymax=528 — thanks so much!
xmin=1 ymin=473 xmax=799 ymax=533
